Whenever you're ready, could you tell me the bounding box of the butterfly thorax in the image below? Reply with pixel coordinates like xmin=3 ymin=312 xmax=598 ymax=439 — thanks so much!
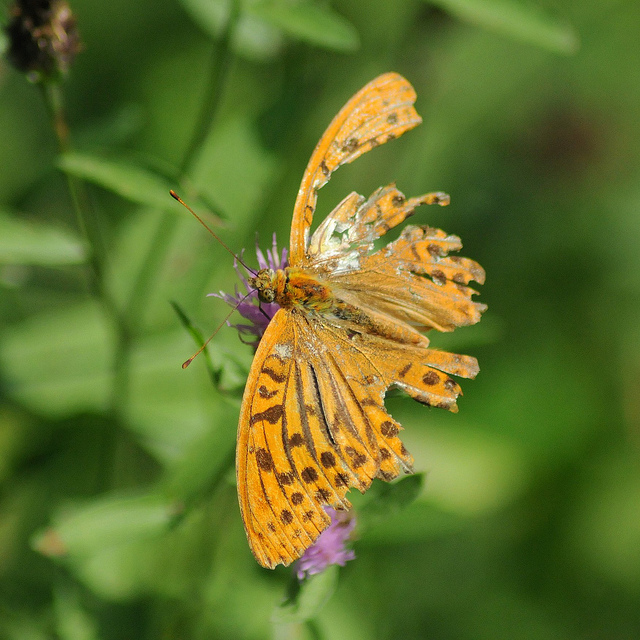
xmin=249 ymin=267 xmax=334 ymax=312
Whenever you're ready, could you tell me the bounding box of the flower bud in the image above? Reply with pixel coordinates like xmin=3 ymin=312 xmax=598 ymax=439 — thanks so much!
xmin=5 ymin=0 xmax=81 ymax=82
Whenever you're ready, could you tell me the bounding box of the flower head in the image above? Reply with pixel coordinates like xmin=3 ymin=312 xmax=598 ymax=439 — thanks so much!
xmin=295 ymin=507 xmax=356 ymax=580
xmin=6 ymin=0 xmax=81 ymax=82
xmin=211 ymin=234 xmax=287 ymax=348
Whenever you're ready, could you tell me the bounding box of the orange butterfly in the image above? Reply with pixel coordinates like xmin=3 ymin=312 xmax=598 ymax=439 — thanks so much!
xmin=237 ymin=72 xmax=485 ymax=569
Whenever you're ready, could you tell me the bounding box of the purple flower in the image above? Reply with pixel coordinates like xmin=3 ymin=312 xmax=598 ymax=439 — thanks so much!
xmin=296 ymin=507 xmax=356 ymax=580
xmin=210 ymin=234 xmax=287 ymax=348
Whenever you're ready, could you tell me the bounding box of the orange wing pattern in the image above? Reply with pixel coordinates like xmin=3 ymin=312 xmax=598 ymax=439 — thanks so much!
xmin=236 ymin=73 xmax=485 ymax=569
xmin=237 ymin=309 xmax=480 ymax=568
xmin=290 ymin=72 xmax=422 ymax=265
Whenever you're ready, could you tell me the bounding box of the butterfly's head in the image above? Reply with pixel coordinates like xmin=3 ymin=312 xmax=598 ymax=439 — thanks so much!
xmin=248 ymin=268 xmax=278 ymax=304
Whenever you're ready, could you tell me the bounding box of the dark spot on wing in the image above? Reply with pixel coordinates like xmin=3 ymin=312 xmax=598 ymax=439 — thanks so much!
xmin=345 ymin=447 xmax=367 ymax=469
xmin=428 ymin=243 xmax=443 ymax=257
xmin=320 ymin=451 xmax=337 ymax=468
xmin=399 ymin=363 xmax=412 ymax=378
xmin=251 ymin=404 xmax=284 ymax=425
xmin=341 ymin=137 xmax=359 ymax=153
xmin=258 ymin=385 xmax=278 ymax=399
xmin=444 ymin=377 xmax=457 ymax=391
xmin=422 ymin=371 xmax=440 ymax=386
xmin=380 ymin=421 xmax=399 ymax=438
xmin=432 ymin=269 xmax=446 ymax=286
xmin=262 ymin=367 xmax=286 ymax=384
xmin=301 ymin=467 xmax=319 ymax=483
xmin=255 ymin=448 xmax=274 ymax=472
xmin=379 ymin=469 xmax=397 ymax=481
xmin=334 ymin=473 xmax=349 ymax=487
xmin=278 ymin=471 xmax=295 ymax=485
xmin=289 ymin=433 xmax=304 ymax=448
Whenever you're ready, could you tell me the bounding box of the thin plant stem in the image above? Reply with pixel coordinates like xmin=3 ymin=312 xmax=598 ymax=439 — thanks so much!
xmin=124 ymin=0 xmax=240 ymax=327
xmin=40 ymin=81 xmax=132 ymax=420
xmin=181 ymin=0 xmax=240 ymax=175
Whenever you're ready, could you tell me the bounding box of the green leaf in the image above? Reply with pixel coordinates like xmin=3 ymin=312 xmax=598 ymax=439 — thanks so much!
xmin=32 ymin=492 xmax=176 ymax=559
xmin=272 ymin=565 xmax=338 ymax=625
xmin=57 ymin=153 xmax=178 ymax=211
xmin=0 ymin=30 xmax=8 ymax=58
xmin=53 ymin=585 xmax=99 ymax=640
xmin=177 ymin=0 xmax=230 ymax=35
xmin=191 ymin=114 xmax=280 ymax=225
xmin=162 ymin=419 xmax=236 ymax=505
xmin=178 ymin=0 xmax=284 ymax=61
xmin=0 ymin=302 xmax=112 ymax=416
xmin=358 ymin=474 xmax=424 ymax=531
xmin=250 ymin=1 xmax=360 ymax=52
xmin=428 ymin=0 xmax=579 ymax=54
xmin=0 ymin=210 xmax=86 ymax=266
xmin=170 ymin=300 xmax=219 ymax=384
xmin=570 ymin=454 xmax=640 ymax=591
xmin=170 ymin=301 xmax=249 ymax=394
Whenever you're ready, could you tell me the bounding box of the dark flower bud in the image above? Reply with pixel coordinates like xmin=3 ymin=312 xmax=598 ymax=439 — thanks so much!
xmin=5 ymin=0 xmax=81 ymax=82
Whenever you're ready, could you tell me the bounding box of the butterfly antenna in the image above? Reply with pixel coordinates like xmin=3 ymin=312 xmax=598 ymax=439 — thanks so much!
xmin=182 ymin=290 xmax=254 ymax=369
xmin=170 ymin=190 xmax=256 ymax=275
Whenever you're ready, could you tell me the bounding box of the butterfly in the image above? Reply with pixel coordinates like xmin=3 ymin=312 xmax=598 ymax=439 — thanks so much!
xmin=237 ymin=72 xmax=485 ymax=568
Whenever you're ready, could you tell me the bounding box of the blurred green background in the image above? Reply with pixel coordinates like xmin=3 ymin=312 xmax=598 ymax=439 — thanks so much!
xmin=1 ymin=0 xmax=640 ymax=638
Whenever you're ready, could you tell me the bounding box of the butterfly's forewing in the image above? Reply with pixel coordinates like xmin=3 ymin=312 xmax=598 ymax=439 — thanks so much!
xmin=237 ymin=308 xmax=424 ymax=568
xmin=290 ymin=72 xmax=422 ymax=265
xmin=237 ymin=310 xmax=326 ymax=568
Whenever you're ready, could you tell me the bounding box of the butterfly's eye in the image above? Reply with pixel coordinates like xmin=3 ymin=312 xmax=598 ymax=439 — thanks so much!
xmin=259 ymin=288 xmax=276 ymax=303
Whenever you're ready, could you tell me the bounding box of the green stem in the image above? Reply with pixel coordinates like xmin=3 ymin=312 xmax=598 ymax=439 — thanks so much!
xmin=180 ymin=0 xmax=240 ymax=175
xmin=124 ymin=0 xmax=239 ymax=327
xmin=41 ymin=82 xmax=132 ymax=418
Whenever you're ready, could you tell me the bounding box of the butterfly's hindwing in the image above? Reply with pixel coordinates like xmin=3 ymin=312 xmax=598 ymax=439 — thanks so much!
xmin=307 ymin=185 xmax=449 ymax=267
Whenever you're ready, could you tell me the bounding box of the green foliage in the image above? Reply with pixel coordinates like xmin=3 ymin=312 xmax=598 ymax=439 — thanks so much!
xmin=1 ymin=302 xmax=112 ymax=414
xmin=58 ymin=153 xmax=180 ymax=212
xmin=274 ymin=566 xmax=339 ymax=626
xmin=357 ymin=474 xmax=425 ymax=532
xmin=2 ymin=0 xmax=640 ymax=639
xmin=250 ymin=2 xmax=360 ymax=52
xmin=0 ymin=210 xmax=86 ymax=265
xmin=427 ymin=0 xmax=579 ymax=53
